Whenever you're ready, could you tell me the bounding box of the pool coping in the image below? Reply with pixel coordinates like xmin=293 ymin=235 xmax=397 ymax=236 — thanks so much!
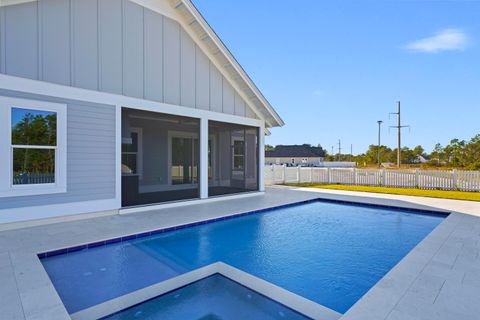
xmin=2 ymin=187 xmax=478 ymax=320
xmin=70 ymin=262 xmax=341 ymax=320
xmin=37 ymin=197 xmax=449 ymax=259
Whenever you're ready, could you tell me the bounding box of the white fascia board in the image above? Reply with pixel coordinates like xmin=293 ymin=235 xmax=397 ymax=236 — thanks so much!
xmin=0 ymin=74 xmax=263 ymax=128
xmin=175 ymin=0 xmax=285 ymax=128
xmin=149 ymin=0 xmax=283 ymax=128
xmin=164 ymin=1 xmax=271 ymax=126
xmin=129 ymin=0 xmax=178 ymax=21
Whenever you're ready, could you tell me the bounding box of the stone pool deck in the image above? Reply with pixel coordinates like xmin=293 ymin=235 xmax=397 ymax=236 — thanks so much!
xmin=0 ymin=186 xmax=479 ymax=320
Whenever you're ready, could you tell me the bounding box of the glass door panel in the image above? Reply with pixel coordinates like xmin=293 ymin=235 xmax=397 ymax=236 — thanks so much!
xmin=171 ymin=137 xmax=193 ymax=185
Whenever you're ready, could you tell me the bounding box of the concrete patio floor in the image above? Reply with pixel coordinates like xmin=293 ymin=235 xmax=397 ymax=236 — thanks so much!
xmin=1 ymin=186 xmax=479 ymax=320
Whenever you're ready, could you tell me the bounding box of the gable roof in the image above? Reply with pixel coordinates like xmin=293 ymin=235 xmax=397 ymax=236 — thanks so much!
xmin=266 ymin=145 xmax=326 ymax=158
xmin=169 ymin=0 xmax=284 ymax=128
xmin=1 ymin=0 xmax=284 ymax=128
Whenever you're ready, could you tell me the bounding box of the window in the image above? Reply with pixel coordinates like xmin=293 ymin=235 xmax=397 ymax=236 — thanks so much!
xmin=233 ymin=139 xmax=245 ymax=170
xmin=0 ymin=97 xmax=67 ymax=197
xmin=121 ymin=128 xmax=142 ymax=178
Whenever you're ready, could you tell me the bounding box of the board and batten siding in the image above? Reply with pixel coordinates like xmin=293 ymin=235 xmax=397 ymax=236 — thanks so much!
xmin=0 ymin=89 xmax=116 ymax=210
xmin=0 ymin=0 xmax=255 ymax=118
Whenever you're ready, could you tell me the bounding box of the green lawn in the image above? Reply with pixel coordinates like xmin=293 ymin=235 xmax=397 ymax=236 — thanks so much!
xmin=287 ymin=183 xmax=480 ymax=202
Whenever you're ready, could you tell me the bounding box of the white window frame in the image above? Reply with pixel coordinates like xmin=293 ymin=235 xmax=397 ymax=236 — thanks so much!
xmin=0 ymin=96 xmax=67 ymax=197
xmin=122 ymin=127 xmax=143 ymax=179
xmin=232 ymin=136 xmax=245 ymax=172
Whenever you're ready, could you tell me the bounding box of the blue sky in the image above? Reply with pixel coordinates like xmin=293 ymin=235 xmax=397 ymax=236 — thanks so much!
xmin=194 ymin=0 xmax=480 ymax=154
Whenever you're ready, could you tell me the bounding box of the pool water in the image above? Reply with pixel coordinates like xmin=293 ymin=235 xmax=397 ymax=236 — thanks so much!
xmin=41 ymin=201 xmax=445 ymax=314
xmin=101 ymin=274 xmax=311 ymax=320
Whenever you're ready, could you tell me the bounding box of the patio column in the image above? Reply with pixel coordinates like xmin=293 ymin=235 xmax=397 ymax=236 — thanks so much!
xmin=200 ymin=117 xmax=208 ymax=199
xmin=259 ymin=122 xmax=265 ymax=192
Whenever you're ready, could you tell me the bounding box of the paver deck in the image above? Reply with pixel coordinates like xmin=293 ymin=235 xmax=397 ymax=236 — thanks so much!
xmin=0 ymin=186 xmax=479 ymax=320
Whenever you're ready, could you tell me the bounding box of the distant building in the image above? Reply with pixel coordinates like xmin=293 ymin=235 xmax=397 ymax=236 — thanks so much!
xmin=414 ymin=155 xmax=429 ymax=164
xmin=265 ymin=145 xmax=326 ymax=166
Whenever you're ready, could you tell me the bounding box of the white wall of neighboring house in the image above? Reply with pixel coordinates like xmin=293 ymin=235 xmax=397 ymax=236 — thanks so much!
xmin=265 ymin=157 xmax=325 ymax=166
xmin=266 ymin=157 xmax=356 ymax=168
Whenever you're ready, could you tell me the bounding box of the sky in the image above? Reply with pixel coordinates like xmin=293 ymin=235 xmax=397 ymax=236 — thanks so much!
xmin=193 ymin=0 xmax=480 ymax=155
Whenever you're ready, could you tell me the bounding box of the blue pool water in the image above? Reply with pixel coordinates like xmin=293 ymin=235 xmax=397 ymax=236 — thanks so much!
xmin=102 ymin=274 xmax=310 ymax=320
xmin=41 ymin=201 xmax=445 ymax=314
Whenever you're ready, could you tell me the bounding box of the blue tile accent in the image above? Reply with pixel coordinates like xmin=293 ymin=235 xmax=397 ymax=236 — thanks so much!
xmin=105 ymin=238 xmax=121 ymax=245
xmin=67 ymin=244 xmax=87 ymax=253
xmin=45 ymin=248 xmax=68 ymax=257
xmin=121 ymin=235 xmax=136 ymax=241
xmin=38 ymin=198 xmax=449 ymax=259
xmin=87 ymin=241 xmax=105 ymax=249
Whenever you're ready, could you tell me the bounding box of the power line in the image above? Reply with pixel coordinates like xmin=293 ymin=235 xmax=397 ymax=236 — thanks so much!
xmin=389 ymin=101 xmax=410 ymax=168
xmin=377 ymin=120 xmax=383 ymax=167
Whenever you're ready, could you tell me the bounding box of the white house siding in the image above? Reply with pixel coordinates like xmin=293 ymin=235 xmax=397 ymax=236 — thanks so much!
xmin=0 ymin=89 xmax=116 ymax=210
xmin=0 ymin=0 xmax=257 ymax=118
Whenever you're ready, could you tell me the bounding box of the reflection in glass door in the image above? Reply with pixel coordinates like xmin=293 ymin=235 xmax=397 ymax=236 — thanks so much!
xmin=170 ymin=135 xmax=199 ymax=185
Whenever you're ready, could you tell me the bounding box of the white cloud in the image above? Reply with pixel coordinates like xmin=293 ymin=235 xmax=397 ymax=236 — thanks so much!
xmin=403 ymin=29 xmax=471 ymax=53
xmin=312 ymin=89 xmax=324 ymax=97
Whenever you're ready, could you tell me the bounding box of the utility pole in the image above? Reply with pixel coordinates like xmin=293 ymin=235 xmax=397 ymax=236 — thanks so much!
xmin=377 ymin=120 xmax=383 ymax=167
xmin=390 ymin=101 xmax=410 ymax=168
xmin=338 ymin=139 xmax=342 ymax=160
xmin=350 ymin=144 xmax=353 ymax=161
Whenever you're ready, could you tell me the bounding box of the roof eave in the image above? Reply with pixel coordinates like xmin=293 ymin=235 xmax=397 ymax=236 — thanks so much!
xmin=170 ymin=0 xmax=285 ymax=128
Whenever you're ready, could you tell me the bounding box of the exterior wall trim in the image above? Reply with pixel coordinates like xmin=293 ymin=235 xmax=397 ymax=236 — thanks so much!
xmin=0 ymin=191 xmax=265 ymax=225
xmin=0 ymin=74 xmax=262 ymax=127
xmin=120 ymin=191 xmax=265 ymax=215
xmin=0 ymin=198 xmax=118 ymax=224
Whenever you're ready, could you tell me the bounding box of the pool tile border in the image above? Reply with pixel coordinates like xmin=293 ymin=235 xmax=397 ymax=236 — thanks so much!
xmin=37 ymin=198 xmax=449 ymax=259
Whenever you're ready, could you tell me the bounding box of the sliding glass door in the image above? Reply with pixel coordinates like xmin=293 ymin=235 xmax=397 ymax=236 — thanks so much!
xmin=170 ymin=134 xmax=198 ymax=185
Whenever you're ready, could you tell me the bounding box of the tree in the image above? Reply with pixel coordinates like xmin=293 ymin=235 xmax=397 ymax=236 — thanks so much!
xmin=430 ymin=143 xmax=443 ymax=166
xmin=265 ymin=144 xmax=275 ymax=152
xmin=12 ymin=112 xmax=56 ymax=175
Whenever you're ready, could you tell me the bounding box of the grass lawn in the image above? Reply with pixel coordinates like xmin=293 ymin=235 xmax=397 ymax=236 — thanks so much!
xmin=287 ymin=183 xmax=480 ymax=202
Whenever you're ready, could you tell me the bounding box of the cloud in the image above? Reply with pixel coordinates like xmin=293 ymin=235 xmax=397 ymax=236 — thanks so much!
xmin=403 ymin=29 xmax=471 ymax=53
xmin=312 ymin=90 xmax=324 ymax=97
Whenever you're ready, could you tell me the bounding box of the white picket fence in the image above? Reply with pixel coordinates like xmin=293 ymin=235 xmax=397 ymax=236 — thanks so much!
xmin=265 ymin=165 xmax=480 ymax=192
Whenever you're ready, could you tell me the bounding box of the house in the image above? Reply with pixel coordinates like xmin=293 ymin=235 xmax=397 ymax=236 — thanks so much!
xmin=265 ymin=145 xmax=326 ymax=166
xmin=0 ymin=0 xmax=283 ymax=224
xmin=414 ymin=154 xmax=429 ymax=164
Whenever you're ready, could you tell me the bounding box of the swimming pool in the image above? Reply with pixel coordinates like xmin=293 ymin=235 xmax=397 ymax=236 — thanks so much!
xmin=40 ymin=200 xmax=445 ymax=315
